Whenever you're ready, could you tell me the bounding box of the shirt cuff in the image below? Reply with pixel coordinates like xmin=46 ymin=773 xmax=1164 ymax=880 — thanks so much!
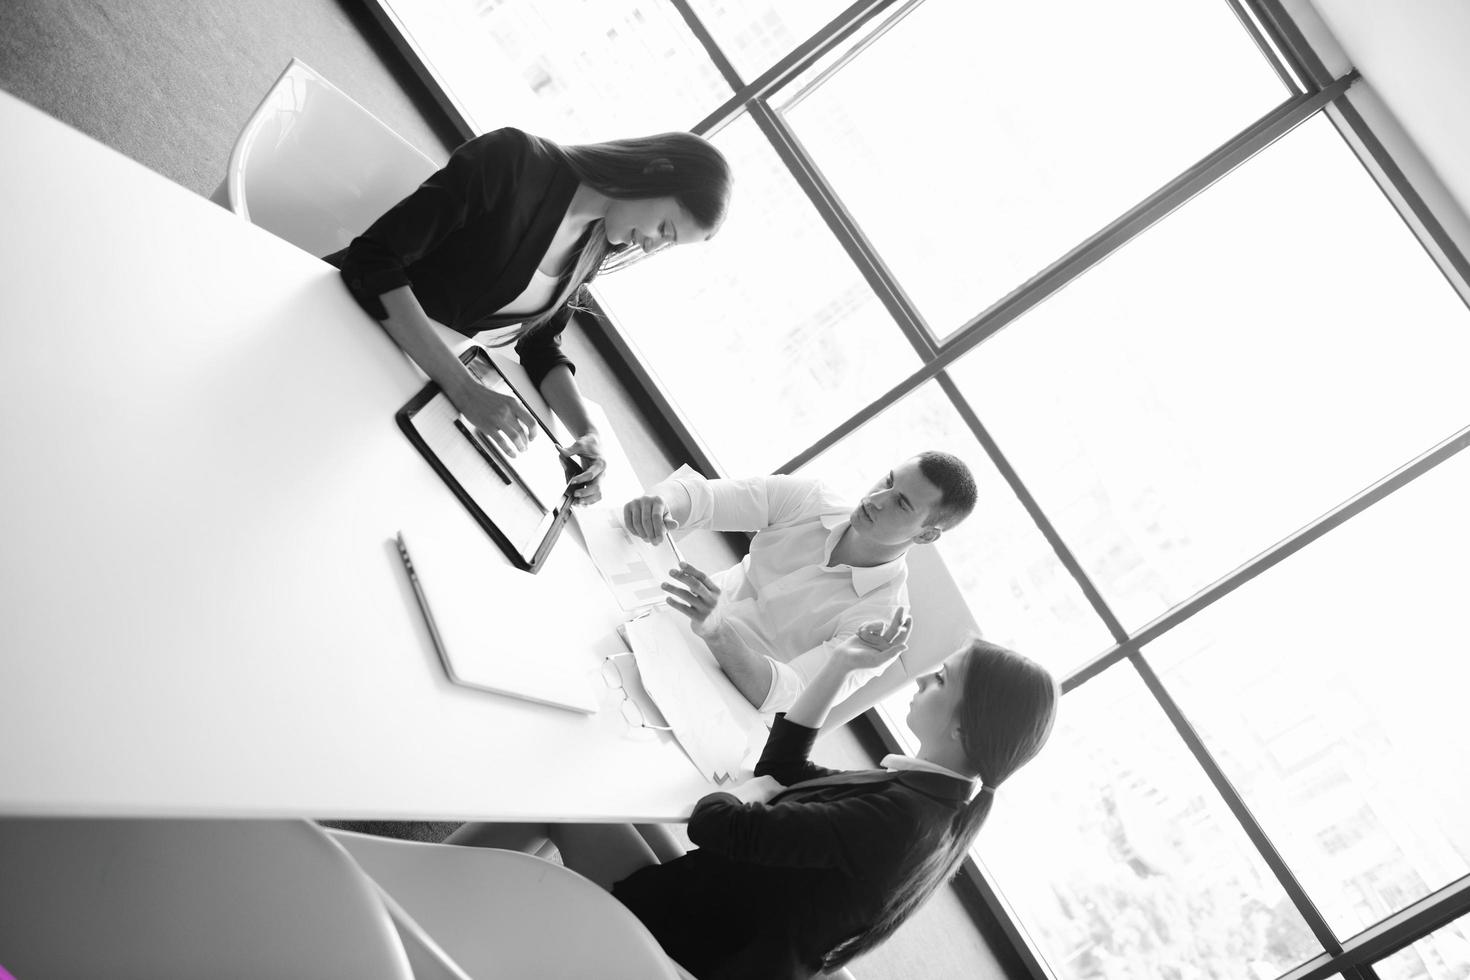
xmin=649 ymin=474 xmax=696 ymax=529
xmin=758 ymin=656 xmax=805 ymax=714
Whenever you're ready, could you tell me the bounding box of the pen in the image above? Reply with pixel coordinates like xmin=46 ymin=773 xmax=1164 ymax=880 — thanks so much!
xmin=663 ymin=518 xmax=685 ymax=565
xmin=396 ymin=532 xmax=449 ymax=664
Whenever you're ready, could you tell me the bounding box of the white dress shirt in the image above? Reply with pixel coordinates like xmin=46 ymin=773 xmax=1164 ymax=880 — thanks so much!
xmin=651 ymin=470 xmax=909 ymax=713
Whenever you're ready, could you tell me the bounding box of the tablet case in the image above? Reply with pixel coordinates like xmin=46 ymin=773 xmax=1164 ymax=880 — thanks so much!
xmin=396 ymin=346 xmax=580 ymax=573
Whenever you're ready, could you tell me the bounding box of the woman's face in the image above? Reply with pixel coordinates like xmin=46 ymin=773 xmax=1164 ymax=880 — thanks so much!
xmin=906 ymin=648 xmax=971 ymax=749
xmin=603 ymin=196 xmax=715 ymax=254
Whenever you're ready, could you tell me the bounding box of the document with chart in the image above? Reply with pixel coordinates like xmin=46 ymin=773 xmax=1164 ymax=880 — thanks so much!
xmin=576 ymin=502 xmax=684 ymax=611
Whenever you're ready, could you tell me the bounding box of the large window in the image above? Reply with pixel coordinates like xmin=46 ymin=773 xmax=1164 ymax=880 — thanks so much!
xmin=378 ymin=1 xmax=1470 ymax=976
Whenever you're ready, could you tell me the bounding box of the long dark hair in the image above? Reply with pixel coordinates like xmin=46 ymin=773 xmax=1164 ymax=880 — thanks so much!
xmin=513 ymin=131 xmax=731 ymax=337
xmin=824 ymin=639 xmax=1060 ymax=971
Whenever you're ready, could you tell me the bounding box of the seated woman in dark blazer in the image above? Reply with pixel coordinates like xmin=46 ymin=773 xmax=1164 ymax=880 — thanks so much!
xmin=611 ymin=613 xmax=1058 ymax=978
xmin=504 ymin=612 xmax=1059 ymax=979
xmin=327 ymin=127 xmax=731 ymax=503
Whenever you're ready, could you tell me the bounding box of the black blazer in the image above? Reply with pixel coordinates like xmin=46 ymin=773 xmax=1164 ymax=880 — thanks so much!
xmin=327 ymin=127 xmax=586 ymax=388
xmin=614 ymin=715 xmax=973 ymax=980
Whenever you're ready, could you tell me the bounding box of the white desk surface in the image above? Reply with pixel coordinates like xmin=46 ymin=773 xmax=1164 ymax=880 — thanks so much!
xmin=0 ymin=90 xmax=725 ymax=821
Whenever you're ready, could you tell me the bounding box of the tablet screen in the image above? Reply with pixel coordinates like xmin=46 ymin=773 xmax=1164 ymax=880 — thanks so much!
xmin=397 ymin=347 xmax=581 ymax=571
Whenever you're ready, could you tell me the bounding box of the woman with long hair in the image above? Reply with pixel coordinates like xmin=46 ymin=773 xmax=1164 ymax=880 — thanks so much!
xmin=328 ymin=128 xmax=731 ymax=502
xmin=514 ymin=611 xmax=1057 ymax=978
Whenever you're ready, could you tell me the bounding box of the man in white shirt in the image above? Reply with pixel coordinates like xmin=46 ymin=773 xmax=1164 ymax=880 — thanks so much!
xmin=621 ymin=452 xmax=978 ymax=713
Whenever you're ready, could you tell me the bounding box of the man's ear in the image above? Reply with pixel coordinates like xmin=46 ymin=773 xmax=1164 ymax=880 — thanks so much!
xmin=643 ymin=157 xmax=675 ymax=175
xmin=914 ymin=526 xmax=942 ymax=545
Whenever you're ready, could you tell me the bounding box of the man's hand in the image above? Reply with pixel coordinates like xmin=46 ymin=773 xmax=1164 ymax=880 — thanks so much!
xmin=832 ymin=607 xmax=912 ymax=674
xmin=624 ymin=494 xmax=675 ymax=545
xmin=727 ymin=774 xmax=783 ymax=805
xmin=560 ymin=433 xmax=606 ymax=506
xmin=449 ymin=380 xmax=535 ymax=456
xmin=662 ymin=562 xmax=723 ymax=639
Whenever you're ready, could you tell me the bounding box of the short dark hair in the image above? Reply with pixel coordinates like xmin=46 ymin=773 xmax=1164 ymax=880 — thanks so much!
xmin=915 ymin=451 xmax=977 ymax=529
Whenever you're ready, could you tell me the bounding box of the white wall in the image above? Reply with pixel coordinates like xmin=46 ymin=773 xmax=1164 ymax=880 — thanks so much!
xmin=1290 ymin=0 xmax=1470 ymax=282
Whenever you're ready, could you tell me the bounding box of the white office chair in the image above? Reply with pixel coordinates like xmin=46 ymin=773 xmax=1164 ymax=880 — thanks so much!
xmin=211 ymin=58 xmax=441 ymax=256
xmin=326 ymin=828 xmax=689 ymax=980
xmin=821 ymin=543 xmax=979 ymax=734
xmin=0 ymin=818 xmax=412 ymax=979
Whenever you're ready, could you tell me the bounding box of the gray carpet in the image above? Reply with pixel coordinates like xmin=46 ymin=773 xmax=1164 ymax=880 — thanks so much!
xmin=317 ymin=818 xmax=459 ymax=843
xmin=0 ymin=0 xmax=458 ymax=197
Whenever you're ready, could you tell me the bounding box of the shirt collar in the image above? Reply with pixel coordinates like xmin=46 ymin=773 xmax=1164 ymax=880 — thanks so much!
xmin=881 ymin=754 xmax=974 ymax=782
xmin=880 ymin=754 xmax=977 ymax=802
xmin=820 ymin=515 xmax=908 ymax=597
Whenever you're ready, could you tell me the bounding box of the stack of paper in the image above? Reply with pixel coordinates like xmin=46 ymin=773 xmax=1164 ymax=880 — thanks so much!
xmin=624 ymin=607 xmax=761 ymax=783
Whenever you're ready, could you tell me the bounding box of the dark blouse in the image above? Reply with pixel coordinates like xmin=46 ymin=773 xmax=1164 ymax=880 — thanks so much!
xmin=613 ymin=715 xmax=972 ymax=980
xmin=326 ymin=127 xmax=588 ymax=388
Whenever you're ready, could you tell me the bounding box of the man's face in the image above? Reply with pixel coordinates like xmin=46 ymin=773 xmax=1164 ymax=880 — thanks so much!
xmin=848 ymin=457 xmax=946 ymax=547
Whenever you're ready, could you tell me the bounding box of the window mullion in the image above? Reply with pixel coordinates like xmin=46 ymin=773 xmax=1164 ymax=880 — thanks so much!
xmin=688 ymin=0 xmax=909 ymax=135
xmin=934 ymin=371 xmax=1128 ymax=643
xmin=1129 ymin=424 xmax=1470 ymax=652
xmin=747 ymin=100 xmax=937 ymax=359
xmin=1061 ymin=423 xmax=1470 ymax=694
xmin=774 ymin=73 xmax=1356 ymax=477
xmin=664 ymin=0 xmax=745 ymax=93
xmin=1223 ymin=0 xmax=1310 ymax=94
xmin=936 ymin=72 xmax=1356 ymax=354
xmin=1242 ymin=0 xmax=1338 ymax=90
xmin=1271 ymin=878 xmax=1470 ymax=979
xmin=1128 ymin=652 xmax=1346 ymax=957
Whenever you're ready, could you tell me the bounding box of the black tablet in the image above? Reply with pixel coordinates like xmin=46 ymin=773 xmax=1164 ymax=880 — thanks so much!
xmin=396 ymin=346 xmax=582 ymax=572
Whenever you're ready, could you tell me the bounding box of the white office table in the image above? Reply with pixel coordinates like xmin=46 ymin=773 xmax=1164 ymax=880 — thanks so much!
xmin=0 ymin=90 xmax=734 ymax=821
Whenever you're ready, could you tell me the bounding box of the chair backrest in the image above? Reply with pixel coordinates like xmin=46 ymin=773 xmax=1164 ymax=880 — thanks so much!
xmin=821 ymin=544 xmax=978 ymax=735
xmin=327 ymin=829 xmax=686 ymax=980
xmin=0 ymin=819 xmax=412 ymax=980
xmin=222 ymin=58 xmax=441 ymax=256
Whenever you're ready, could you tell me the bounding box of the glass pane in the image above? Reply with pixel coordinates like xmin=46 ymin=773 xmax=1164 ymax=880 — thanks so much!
xmin=685 ymin=0 xmax=853 ymax=82
xmin=377 ymin=0 xmax=732 ymax=139
xmin=1375 ymin=911 xmax=1470 ymax=980
xmin=776 ymin=0 xmax=1287 ymax=336
xmin=952 ymin=115 xmax=1470 ymax=631
xmin=978 ymin=665 xmax=1321 ymax=978
xmin=794 ymin=381 xmax=1112 ymax=674
xmin=593 ymin=113 xmax=922 ymax=475
xmin=1144 ymin=448 xmax=1470 ymax=939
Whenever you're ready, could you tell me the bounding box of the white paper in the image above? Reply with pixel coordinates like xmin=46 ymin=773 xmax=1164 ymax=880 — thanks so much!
xmin=624 ymin=607 xmax=762 ymax=783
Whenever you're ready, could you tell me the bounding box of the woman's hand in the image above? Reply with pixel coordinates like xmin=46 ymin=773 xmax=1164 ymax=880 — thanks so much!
xmin=663 ymin=562 xmax=723 ymax=639
xmin=727 ymin=774 xmax=783 ymax=805
xmin=448 ymin=379 xmax=536 ymax=456
xmin=833 ymin=607 xmax=912 ymax=674
xmin=561 ymin=433 xmax=606 ymax=505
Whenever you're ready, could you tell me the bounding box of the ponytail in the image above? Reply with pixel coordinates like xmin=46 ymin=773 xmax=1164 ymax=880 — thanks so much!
xmin=823 ymin=787 xmax=994 ymax=970
xmin=822 ymin=641 xmax=1058 ymax=971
